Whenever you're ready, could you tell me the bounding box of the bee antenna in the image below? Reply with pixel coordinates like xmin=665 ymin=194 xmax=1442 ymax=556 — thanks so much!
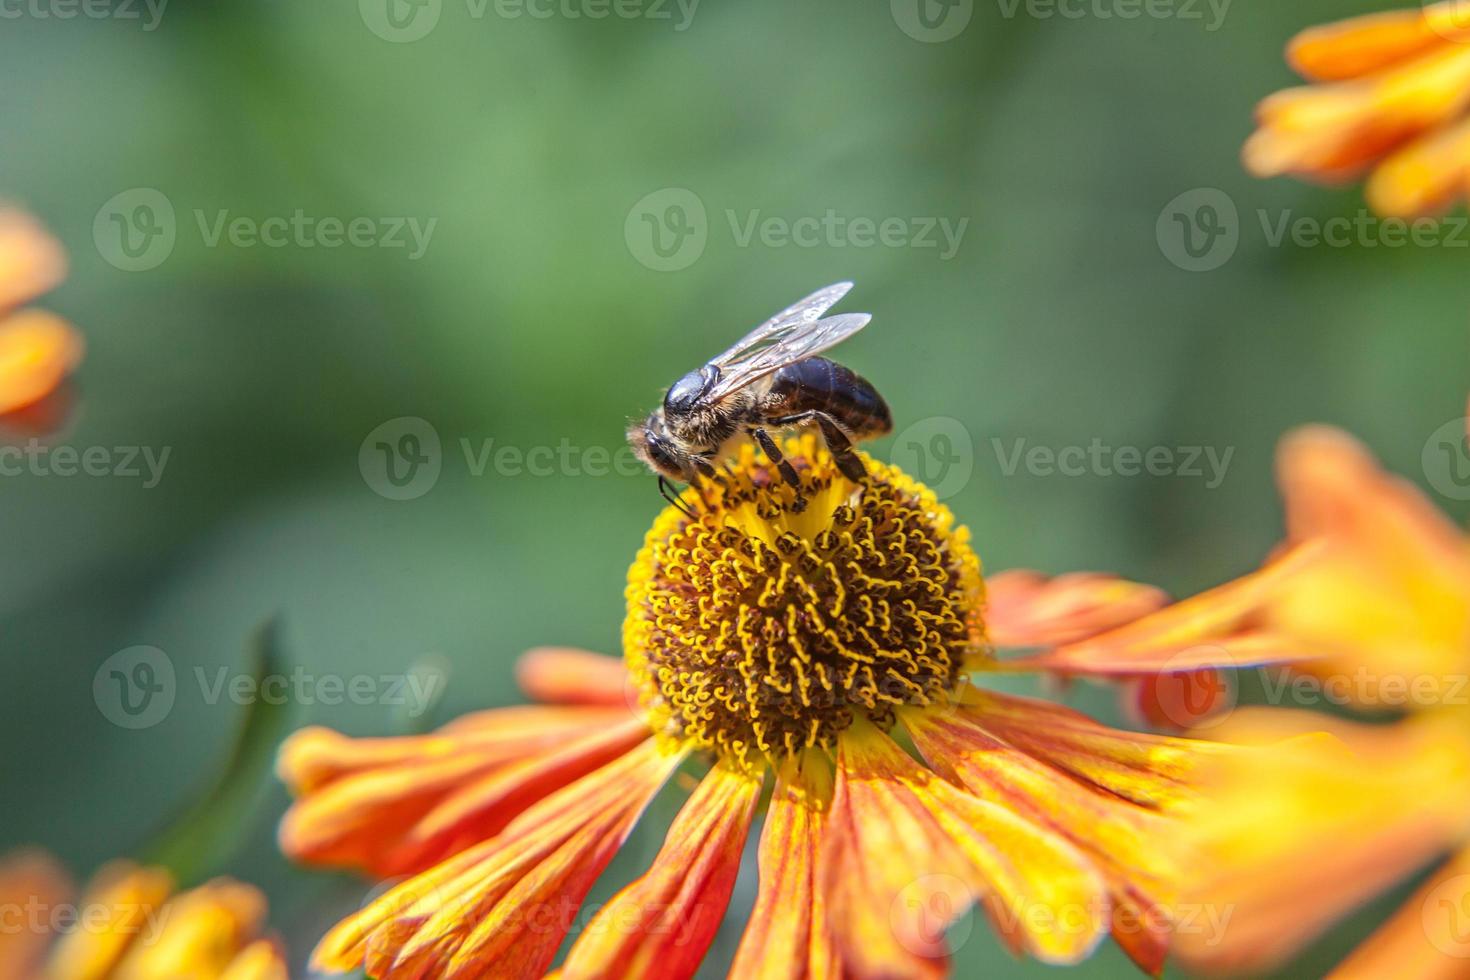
xmin=659 ymin=476 xmax=697 ymax=519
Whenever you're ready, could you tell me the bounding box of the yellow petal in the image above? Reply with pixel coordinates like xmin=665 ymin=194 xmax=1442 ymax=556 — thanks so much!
xmin=110 ymin=878 xmax=267 ymax=980
xmin=44 ymin=862 xmax=173 ymax=980
xmin=906 ymin=705 xmax=1198 ymax=974
xmin=562 ymin=763 xmax=762 ymax=979
xmin=1177 ymin=710 xmax=1470 ymax=974
xmin=1267 ymin=425 xmax=1470 ymax=703
xmin=825 ymin=722 xmax=1107 ymax=976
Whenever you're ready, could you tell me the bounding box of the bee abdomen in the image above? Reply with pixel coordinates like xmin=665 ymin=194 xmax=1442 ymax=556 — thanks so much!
xmin=767 ymin=357 xmax=892 ymax=440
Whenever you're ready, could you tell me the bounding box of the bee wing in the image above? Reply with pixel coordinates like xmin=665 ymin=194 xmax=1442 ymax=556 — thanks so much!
xmin=707 ymin=312 xmax=872 ymax=399
xmin=706 ymin=282 xmax=869 ymax=398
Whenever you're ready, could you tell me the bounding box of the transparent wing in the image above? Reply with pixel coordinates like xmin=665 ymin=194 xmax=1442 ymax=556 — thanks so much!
xmin=709 ymin=282 xmax=853 ymax=368
xmin=706 ymin=283 xmax=870 ymax=398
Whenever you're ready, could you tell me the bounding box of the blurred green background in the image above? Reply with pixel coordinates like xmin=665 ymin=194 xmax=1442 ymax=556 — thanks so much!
xmin=3 ymin=0 xmax=1469 ymax=976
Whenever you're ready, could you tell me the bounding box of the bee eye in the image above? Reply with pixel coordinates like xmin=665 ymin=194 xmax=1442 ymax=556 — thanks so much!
xmin=664 ymin=367 xmax=713 ymax=413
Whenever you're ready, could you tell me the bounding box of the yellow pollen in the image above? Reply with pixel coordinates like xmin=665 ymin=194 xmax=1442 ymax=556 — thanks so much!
xmin=623 ymin=435 xmax=987 ymax=768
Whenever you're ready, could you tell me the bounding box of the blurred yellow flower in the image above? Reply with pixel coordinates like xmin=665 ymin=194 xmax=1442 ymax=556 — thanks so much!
xmin=279 ymin=438 xmax=1315 ymax=979
xmin=1246 ymin=2 xmax=1470 ymax=216
xmin=1178 ymin=419 xmax=1470 ymax=977
xmin=0 ymin=851 xmax=287 ymax=980
xmin=0 ymin=208 xmax=82 ymax=417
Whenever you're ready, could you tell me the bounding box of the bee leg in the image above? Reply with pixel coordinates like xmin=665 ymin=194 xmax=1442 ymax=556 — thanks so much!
xmin=772 ymin=412 xmax=868 ymax=483
xmin=750 ymin=427 xmax=807 ymax=512
xmin=659 ymin=475 xmax=697 ymax=519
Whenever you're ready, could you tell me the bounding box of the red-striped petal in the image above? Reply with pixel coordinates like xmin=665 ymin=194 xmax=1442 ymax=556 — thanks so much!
xmin=561 ymin=763 xmax=762 ymax=979
xmin=730 ymin=753 xmax=841 ymax=980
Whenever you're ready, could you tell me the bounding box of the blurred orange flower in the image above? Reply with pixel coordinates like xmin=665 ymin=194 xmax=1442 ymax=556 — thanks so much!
xmin=0 ymin=850 xmax=287 ymax=980
xmin=0 ymin=208 xmax=83 ymax=417
xmin=1178 ymin=417 xmax=1470 ymax=977
xmin=1246 ymin=2 xmax=1470 ymax=216
xmin=279 ymin=439 xmax=1316 ymax=979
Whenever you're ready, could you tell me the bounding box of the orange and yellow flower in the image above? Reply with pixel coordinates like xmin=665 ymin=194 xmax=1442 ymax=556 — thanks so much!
xmin=1177 ymin=415 xmax=1470 ymax=977
xmin=0 ymin=207 xmax=83 ymax=417
xmin=1244 ymin=2 xmax=1470 ymax=216
xmin=279 ymin=438 xmax=1315 ymax=979
xmin=0 ymin=850 xmax=287 ymax=980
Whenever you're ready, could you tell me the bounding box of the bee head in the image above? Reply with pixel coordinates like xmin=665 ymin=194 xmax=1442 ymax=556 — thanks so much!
xmin=662 ymin=365 xmax=718 ymax=415
xmin=627 ymin=412 xmax=687 ymax=482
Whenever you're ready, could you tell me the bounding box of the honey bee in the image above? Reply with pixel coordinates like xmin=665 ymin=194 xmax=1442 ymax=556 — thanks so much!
xmin=629 ymin=281 xmax=892 ymax=513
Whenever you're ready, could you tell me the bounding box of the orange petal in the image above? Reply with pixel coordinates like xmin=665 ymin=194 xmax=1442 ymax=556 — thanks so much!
xmin=984 ymin=571 xmax=1168 ymax=649
xmin=0 ymin=850 xmax=72 ymax=980
xmin=516 ymin=647 xmax=632 ymax=706
xmin=1367 ymin=114 xmax=1470 ymax=215
xmin=44 ymin=861 xmax=174 ymax=980
xmin=1332 ymin=847 xmax=1470 ymax=980
xmin=1247 ymin=43 xmax=1470 ymax=182
xmin=1287 ymin=3 xmax=1470 ymax=83
xmin=561 ymin=763 xmax=762 ymax=979
xmin=278 ymin=705 xmax=633 ymax=792
xmin=824 ymin=722 xmax=1107 ymax=976
xmin=730 ymin=753 xmax=842 ymax=980
xmin=1176 ymin=710 xmax=1470 ymax=974
xmin=1002 ymin=544 xmax=1325 ymax=677
xmin=0 ymin=208 xmax=66 ymax=310
xmin=949 ymin=688 xmax=1223 ymax=812
xmin=905 ymin=706 xmax=1201 ymax=974
xmin=218 ymin=939 xmax=290 ymax=980
xmin=278 ymin=706 xmax=644 ymax=877
xmin=312 ymin=738 xmax=683 ymax=979
xmin=1265 ymin=426 xmax=1470 ymax=700
xmin=0 ymin=311 xmax=84 ymax=416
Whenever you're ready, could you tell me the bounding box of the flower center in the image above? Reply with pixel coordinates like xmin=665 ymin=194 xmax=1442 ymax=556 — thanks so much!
xmin=624 ymin=435 xmax=987 ymax=767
